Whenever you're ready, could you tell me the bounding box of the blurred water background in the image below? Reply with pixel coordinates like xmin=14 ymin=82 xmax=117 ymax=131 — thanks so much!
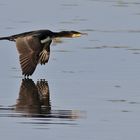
xmin=0 ymin=0 xmax=140 ymax=140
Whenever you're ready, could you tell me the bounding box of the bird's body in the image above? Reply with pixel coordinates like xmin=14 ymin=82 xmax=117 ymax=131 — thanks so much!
xmin=0 ymin=29 xmax=83 ymax=76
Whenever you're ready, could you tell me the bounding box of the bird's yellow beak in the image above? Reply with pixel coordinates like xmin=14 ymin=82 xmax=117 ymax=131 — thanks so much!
xmin=71 ymin=32 xmax=88 ymax=38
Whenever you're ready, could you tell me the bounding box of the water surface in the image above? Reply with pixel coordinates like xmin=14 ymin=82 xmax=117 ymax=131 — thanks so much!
xmin=0 ymin=0 xmax=140 ymax=140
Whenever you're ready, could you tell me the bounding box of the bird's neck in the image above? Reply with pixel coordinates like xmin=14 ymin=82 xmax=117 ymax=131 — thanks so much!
xmin=52 ymin=31 xmax=72 ymax=38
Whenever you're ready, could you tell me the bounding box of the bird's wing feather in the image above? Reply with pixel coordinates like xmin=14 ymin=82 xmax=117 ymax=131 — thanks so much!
xmin=16 ymin=36 xmax=42 ymax=76
xmin=39 ymin=38 xmax=52 ymax=65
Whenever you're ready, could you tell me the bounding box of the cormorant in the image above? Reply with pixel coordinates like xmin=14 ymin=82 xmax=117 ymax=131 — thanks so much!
xmin=0 ymin=29 xmax=85 ymax=76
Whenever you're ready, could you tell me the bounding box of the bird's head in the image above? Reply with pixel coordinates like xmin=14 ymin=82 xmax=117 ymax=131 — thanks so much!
xmin=55 ymin=31 xmax=87 ymax=38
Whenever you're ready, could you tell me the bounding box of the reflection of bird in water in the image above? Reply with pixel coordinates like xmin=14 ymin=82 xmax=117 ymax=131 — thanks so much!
xmin=15 ymin=78 xmax=82 ymax=119
xmin=16 ymin=78 xmax=51 ymax=115
xmin=0 ymin=30 xmax=85 ymax=76
xmin=36 ymin=79 xmax=50 ymax=107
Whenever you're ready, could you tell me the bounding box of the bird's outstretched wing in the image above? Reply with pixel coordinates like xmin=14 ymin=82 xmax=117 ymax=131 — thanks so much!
xmin=16 ymin=36 xmax=42 ymax=76
xmin=39 ymin=38 xmax=52 ymax=65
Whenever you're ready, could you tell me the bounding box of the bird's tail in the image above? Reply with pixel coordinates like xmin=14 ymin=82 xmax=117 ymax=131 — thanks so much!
xmin=0 ymin=36 xmax=12 ymax=41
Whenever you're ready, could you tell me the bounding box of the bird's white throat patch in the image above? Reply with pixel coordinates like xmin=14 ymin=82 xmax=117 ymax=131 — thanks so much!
xmin=41 ymin=37 xmax=51 ymax=43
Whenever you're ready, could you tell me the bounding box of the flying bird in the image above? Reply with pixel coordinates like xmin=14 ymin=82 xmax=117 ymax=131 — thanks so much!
xmin=0 ymin=29 xmax=85 ymax=76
